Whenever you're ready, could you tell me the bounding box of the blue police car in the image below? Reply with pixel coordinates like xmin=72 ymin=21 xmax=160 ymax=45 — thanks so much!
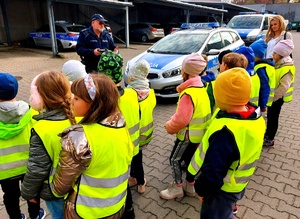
xmin=28 ymin=21 xmax=85 ymax=50
xmin=124 ymin=26 xmax=244 ymax=98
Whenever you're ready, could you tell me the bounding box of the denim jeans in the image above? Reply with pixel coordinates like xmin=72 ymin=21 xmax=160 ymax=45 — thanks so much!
xmin=200 ymin=189 xmax=245 ymax=219
xmin=45 ymin=198 xmax=64 ymax=219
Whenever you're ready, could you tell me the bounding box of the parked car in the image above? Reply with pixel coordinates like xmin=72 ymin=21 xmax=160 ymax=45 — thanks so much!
xmin=28 ymin=21 xmax=86 ymax=50
xmin=296 ymin=22 xmax=300 ymax=32
xmin=116 ymin=23 xmax=165 ymax=42
xmin=124 ymin=26 xmax=244 ymax=98
xmin=285 ymin=20 xmax=292 ymax=31
xmin=161 ymin=22 xmax=182 ymax=35
xmin=227 ymin=13 xmax=275 ymax=45
xmin=291 ymin=21 xmax=300 ymax=30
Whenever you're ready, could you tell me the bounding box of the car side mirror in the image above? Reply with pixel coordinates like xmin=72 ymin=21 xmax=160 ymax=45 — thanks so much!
xmin=205 ymin=49 xmax=220 ymax=56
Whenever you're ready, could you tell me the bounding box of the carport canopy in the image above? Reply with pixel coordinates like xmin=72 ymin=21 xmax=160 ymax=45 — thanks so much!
xmin=47 ymin=0 xmax=227 ymax=56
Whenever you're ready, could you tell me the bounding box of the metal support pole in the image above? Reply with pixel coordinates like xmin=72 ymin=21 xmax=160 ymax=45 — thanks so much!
xmin=47 ymin=0 xmax=58 ymax=56
xmin=186 ymin=9 xmax=190 ymax=24
xmin=125 ymin=6 xmax=129 ymax=48
xmin=0 ymin=0 xmax=11 ymax=46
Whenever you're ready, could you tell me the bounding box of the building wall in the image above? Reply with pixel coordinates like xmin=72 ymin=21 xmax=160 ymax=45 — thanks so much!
xmin=247 ymin=3 xmax=299 ymax=21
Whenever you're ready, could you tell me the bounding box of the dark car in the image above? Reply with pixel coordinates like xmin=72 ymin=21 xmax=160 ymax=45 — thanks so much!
xmin=116 ymin=23 xmax=165 ymax=42
xmin=28 ymin=21 xmax=85 ymax=50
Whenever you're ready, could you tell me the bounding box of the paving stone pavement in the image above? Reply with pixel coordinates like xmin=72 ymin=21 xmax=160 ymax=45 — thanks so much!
xmin=0 ymin=33 xmax=300 ymax=219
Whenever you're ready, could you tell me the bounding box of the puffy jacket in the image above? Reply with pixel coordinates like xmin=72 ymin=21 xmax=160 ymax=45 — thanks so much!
xmin=51 ymin=111 xmax=133 ymax=219
xmin=21 ymin=109 xmax=71 ymax=201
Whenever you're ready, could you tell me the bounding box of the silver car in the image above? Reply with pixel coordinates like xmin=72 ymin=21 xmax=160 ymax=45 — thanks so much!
xmin=124 ymin=27 xmax=245 ymax=98
xmin=116 ymin=23 xmax=165 ymax=42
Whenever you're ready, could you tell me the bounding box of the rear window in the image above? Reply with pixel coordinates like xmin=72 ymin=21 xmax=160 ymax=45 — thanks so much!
xmin=227 ymin=16 xmax=262 ymax=29
xmin=66 ymin=25 xmax=86 ymax=32
xmin=149 ymin=32 xmax=207 ymax=54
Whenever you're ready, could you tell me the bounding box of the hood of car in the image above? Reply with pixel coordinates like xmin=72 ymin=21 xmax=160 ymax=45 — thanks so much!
xmin=136 ymin=52 xmax=184 ymax=70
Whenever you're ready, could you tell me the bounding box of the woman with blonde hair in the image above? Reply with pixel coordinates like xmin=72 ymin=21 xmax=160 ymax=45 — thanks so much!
xmin=265 ymin=15 xmax=293 ymax=59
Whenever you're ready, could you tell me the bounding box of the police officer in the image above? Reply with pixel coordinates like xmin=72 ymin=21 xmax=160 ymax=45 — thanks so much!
xmin=76 ymin=14 xmax=118 ymax=73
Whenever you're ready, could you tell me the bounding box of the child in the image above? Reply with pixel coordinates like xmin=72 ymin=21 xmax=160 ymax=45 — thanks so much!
xmin=98 ymin=50 xmax=139 ymax=219
xmin=188 ymin=67 xmax=266 ymax=219
xmin=160 ymin=53 xmax=211 ymax=200
xmin=250 ymin=39 xmax=276 ymax=112
xmin=200 ymin=54 xmax=216 ymax=83
xmin=51 ymin=74 xmax=134 ymax=219
xmin=126 ymin=60 xmax=156 ymax=194
xmin=219 ymin=52 xmax=248 ymax=73
xmin=236 ymin=46 xmax=261 ymax=107
xmin=21 ymin=70 xmax=76 ymax=219
xmin=217 ymin=49 xmax=232 ymax=73
xmin=264 ymin=39 xmax=295 ymax=147
xmin=61 ymin=59 xmax=87 ymax=82
xmin=0 ymin=72 xmax=44 ymax=219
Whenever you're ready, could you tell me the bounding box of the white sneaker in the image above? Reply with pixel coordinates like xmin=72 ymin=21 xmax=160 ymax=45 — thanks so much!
xmin=160 ymin=182 xmax=184 ymax=200
xmin=183 ymin=181 xmax=195 ymax=196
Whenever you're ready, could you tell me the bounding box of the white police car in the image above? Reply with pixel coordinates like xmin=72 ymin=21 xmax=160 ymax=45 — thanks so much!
xmin=226 ymin=12 xmax=275 ymax=46
xmin=124 ymin=25 xmax=244 ymax=98
xmin=28 ymin=21 xmax=86 ymax=50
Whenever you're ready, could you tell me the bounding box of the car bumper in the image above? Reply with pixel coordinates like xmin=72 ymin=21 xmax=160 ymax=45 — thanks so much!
xmin=61 ymin=40 xmax=77 ymax=49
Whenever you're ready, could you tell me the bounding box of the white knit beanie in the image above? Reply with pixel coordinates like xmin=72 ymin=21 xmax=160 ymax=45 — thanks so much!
xmin=62 ymin=60 xmax=87 ymax=82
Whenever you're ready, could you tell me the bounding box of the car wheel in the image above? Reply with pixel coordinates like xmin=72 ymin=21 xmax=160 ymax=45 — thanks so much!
xmin=28 ymin=37 xmax=36 ymax=47
xmin=57 ymin=40 xmax=63 ymax=51
xmin=141 ymin=34 xmax=148 ymax=42
xmin=297 ymin=28 xmax=300 ymax=32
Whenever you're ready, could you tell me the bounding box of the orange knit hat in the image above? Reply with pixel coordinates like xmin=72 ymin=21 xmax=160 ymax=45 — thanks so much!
xmin=214 ymin=67 xmax=251 ymax=110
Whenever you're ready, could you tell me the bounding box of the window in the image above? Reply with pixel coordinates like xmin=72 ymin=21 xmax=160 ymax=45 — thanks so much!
xmin=55 ymin=25 xmax=65 ymax=33
xmin=221 ymin=31 xmax=234 ymax=47
xmin=36 ymin=25 xmax=50 ymax=32
xmin=230 ymin=31 xmax=240 ymax=42
xmin=207 ymin=33 xmax=222 ymax=50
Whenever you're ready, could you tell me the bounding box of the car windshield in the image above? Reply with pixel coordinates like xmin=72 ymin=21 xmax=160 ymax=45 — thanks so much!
xmin=148 ymin=32 xmax=207 ymax=54
xmin=227 ymin=16 xmax=262 ymax=29
xmin=66 ymin=25 xmax=86 ymax=32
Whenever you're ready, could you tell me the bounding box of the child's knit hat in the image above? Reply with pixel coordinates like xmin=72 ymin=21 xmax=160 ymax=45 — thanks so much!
xmin=182 ymin=53 xmax=206 ymax=76
xmin=236 ymin=46 xmax=255 ymax=75
xmin=62 ymin=60 xmax=87 ymax=82
xmin=98 ymin=50 xmax=124 ymax=84
xmin=0 ymin=72 xmax=18 ymax=100
xmin=249 ymin=40 xmax=267 ymax=59
xmin=128 ymin=59 xmax=150 ymax=81
xmin=214 ymin=67 xmax=251 ymax=110
xmin=273 ymin=39 xmax=294 ymax=58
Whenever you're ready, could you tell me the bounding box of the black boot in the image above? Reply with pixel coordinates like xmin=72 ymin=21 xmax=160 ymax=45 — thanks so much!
xmin=121 ymin=207 xmax=135 ymax=219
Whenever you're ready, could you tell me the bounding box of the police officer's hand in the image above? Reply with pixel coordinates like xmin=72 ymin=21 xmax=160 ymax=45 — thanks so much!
xmin=94 ymin=48 xmax=102 ymax=56
xmin=113 ymin=46 xmax=119 ymax=54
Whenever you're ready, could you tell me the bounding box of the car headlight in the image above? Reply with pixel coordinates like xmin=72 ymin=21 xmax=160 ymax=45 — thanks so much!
xmin=247 ymin=36 xmax=257 ymax=41
xmin=162 ymin=67 xmax=181 ymax=78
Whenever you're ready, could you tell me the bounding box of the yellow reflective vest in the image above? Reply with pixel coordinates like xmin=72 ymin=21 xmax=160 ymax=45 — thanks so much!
xmin=176 ymin=87 xmax=211 ymax=143
xmin=254 ymin=63 xmax=276 ymax=107
xmin=74 ymin=123 xmax=134 ymax=218
xmin=188 ymin=111 xmax=265 ymax=193
xmin=139 ymin=89 xmax=156 ymax=147
xmin=119 ymin=88 xmax=140 ymax=156
xmin=250 ymin=73 xmax=260 ymax=106
xmin=275 ymin=65 xmax=296 ymax=102
xmin=33 ymin=119 xmax=72 ymax=183
xmin=0 ymin=109 xmax=35 ymax=180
